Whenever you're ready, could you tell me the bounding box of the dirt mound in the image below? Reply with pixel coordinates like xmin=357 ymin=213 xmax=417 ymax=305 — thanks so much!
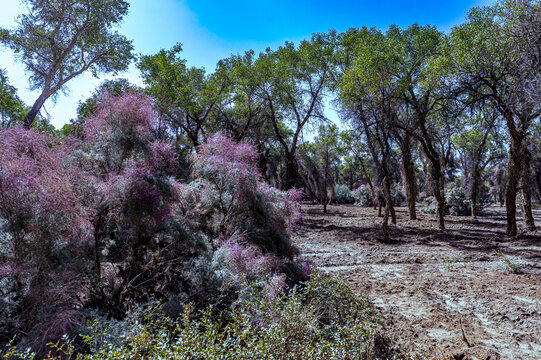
xmin=293 ymin=204 xmax=541 ymax=359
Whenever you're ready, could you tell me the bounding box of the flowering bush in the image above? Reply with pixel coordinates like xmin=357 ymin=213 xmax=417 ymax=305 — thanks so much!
xmin=0 ymin=97 xmax=305 ymax=355
xmin=0 ymin=127 xmax=92 ymax=351
xmin=179 ymin=134 xmax=302 ymax=258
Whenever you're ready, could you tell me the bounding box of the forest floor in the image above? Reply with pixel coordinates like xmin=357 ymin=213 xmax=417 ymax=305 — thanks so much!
xmin=292 ymin=204 xmax=541 ymax=360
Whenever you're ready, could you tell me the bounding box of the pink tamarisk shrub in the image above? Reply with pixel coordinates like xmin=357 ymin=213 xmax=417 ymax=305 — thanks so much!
xmin=182 ymin=133 xmax=302 ymax=259
xmin=0 ymin=126 xmax=91 ymax=352
xmin=76 ymin=93 xmax=198 ymax=308
xmin=177 ymin=133 xmax=307 ymax=303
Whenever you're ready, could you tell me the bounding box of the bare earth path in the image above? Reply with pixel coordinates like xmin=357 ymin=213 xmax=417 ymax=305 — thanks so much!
xmin=292 ymin=204 xmax=541 ymax=360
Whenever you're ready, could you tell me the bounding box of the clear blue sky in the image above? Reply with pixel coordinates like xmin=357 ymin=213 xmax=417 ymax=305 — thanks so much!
xmin=0 ymin=0 xmax=493 ymax=128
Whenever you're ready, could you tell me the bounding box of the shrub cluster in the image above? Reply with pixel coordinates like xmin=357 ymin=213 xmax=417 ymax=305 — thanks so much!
xmin=353 ymin=183 xmax=405 ymax=207
xmin=2 ymin=274 xmax=378 ymax=360
xmin=0 ymin=93 xmax=304 ymax=355
xmin=353 ymin=184 xmax=373 ymax=207
xmin=422 ymin=185 xmax=491 ymax=216
xmin=333 ymin=184 xmax=355 ymax=204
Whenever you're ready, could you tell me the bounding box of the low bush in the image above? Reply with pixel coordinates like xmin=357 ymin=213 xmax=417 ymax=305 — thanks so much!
xmin=353 ymin=184 xmax=373 ymax=207
xmin=2 ymin=274 xmax=378 ymax=360
xmin=353 ymin=183 xmax=405 ymax=207
xmin=422 ymin=185 xmax=491 ymax=216
xmin=390 ymin=183 xmax=406 ymax=206
xmin=334 ymin=184 xmax=355 ymax=204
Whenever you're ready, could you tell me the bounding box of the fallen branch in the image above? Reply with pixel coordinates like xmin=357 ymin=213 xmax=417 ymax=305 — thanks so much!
xmin=459 ymin=317 xmax=473 ymax=348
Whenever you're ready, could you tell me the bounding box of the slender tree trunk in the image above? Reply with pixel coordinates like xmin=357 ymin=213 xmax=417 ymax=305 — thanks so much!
xmin=400 ymin=137 xmax=417 ymax=220
xmin=506 ymin=147 xmax=521 ymax=236
xmin=535 ymin=169 xmax=541 ymax=202
xmin=382 ymin=176 xmax=390 ymax=240
xmin=471 ymin=168 xmax=480 ymax=218
xmin=432 ymin=163 xmax=445 ymax=229
xmin=382 ymin=157 xmax=397 ymax=225
xmin=24 ymin=93 xmax=48 ymax=129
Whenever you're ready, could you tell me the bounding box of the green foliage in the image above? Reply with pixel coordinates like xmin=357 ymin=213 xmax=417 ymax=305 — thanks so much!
xmin=3 ymin=274 xmax=377 ymax=360
xmin=0 ymin=69 xmax=26 ymax=128
xmin=422 ymin=185 xmax=491 ymax=216
xmin=0 ymin=0 xmax=134 ymax=126
xmin=353 ymin=185 xmax=373 ymax=207
xmin=334 ymin=184 xmax=354 ymax=204
xmin=0 ymin=0 xmax=134 ymax=93
xmin=138 ymin=44 xmax=226 ymax=148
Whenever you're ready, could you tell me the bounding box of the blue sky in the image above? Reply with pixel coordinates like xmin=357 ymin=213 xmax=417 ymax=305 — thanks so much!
xmin=0 ymin=0 xmax=493 ymax=128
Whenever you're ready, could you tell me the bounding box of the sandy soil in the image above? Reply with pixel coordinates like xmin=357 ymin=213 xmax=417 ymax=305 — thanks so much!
xmin=292 ymin=204 xmax=541 ymax=360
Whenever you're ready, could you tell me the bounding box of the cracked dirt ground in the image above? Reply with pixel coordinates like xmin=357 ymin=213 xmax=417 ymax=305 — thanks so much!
xmin=292 ymin=204 xmax=541 ymax=359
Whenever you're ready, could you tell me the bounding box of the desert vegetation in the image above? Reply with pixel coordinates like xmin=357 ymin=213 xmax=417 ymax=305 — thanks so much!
xmin=1 ymin=0 xmax=540 ymax=358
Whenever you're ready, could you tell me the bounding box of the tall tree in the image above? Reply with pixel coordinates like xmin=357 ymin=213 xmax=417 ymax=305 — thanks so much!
xmin=453 ymin=104 xmax=505 ymax=218
xmin=0 ymin=69 xmax=26 ymax=128
xmin=255 ymin=33 xmax=336 ymax=189
xmin=299 ymin=124 xmax=343 ymax=213
xmin=0 ymin=0 xmax=134 ymax=129
xmin=446 ymin=2 xmax=541 ymax=235
xmin=138 ymin=44 xmax=228 ymax=149
xmin=387 ymin=24 xmax=449 ymax=229
xmin=337 ymin=27 xmax=399 ymax=238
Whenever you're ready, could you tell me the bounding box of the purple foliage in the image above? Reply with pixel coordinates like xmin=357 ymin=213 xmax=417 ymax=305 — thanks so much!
xmin=0 ymin=127 xmax=91 ymax=351
xmin=0 ymin=120 xmax=304 ymax=353
xmin=84 ymin=92 xmax=157 ymax=142
xmin=220 ymin=236 xmax=275 ymax=276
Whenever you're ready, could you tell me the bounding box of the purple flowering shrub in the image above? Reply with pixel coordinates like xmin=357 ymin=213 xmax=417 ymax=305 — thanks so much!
xmin=183 ymin=134 xmax=301 ymax=256
xmin=175 ymin=134 xmax=305 ymax=308
xmin=0 ymin=127 xmax=91 ymax=351
xmin=0 ymin=95 xmax=305 ymax=354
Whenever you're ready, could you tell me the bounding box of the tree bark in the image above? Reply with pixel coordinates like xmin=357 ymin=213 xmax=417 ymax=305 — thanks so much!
xmin=506 ymin=145 xmax=521 ymax=236
xmin=400 ymin=136 xmax=417 ymax=220
xmin=382 ymin=176 xmax=391 ymax=240
xmin=24 ymin=93 xmax=48 ymax=129
xmin=431 ymin=162 xmax=445 ymax=230
xmin=471 ymin=168 xmax=480 ymax=218
xmin=284 ymin=155 xmax=300 ymax=190
xmin=520 ymin=168 xmax=536 ymax=231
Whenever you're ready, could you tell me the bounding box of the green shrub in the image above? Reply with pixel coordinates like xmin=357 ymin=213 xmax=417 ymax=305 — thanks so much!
xmin=353 ymin=183 xmax=405 ymax=207
xmin=334 ymin=184 xmax=354 ymax=204
xmin=422 ymin=185 xmax=491 ymax=216
xmin=3 ymin=274 xmax=378 ymax=360
xmin=390 ymin=183 xmax=406 ymax=206
xmin=353 ymin=184 xmax=373 ymax=207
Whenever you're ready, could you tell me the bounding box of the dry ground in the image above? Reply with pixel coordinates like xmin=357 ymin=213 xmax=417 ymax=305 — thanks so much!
xmin=292 ymin=204 xmax=541 ymax=360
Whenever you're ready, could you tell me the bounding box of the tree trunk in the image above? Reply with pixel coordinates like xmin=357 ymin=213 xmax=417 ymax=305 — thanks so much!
xmin=382 ymin=176 xmax=391 ymax=240
xmin=284 ymin=155 xmax=300 ymax=190
xmin=471 ymin=168 xmax=480 ymax=218
xmin=506 ymin=147 xmax=521 ymax=236
xmin=520 ymin=171 xmax=536 ymax=231
xmin=400 ymin=137 xmax=417 ymax=220
xmin=432 ymin=163 xmax=445 ymax=229
xmin=535 ymin=169 xmax=541 ymax=202
xmin=24 ymin=93 xmax=48 ymax=129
